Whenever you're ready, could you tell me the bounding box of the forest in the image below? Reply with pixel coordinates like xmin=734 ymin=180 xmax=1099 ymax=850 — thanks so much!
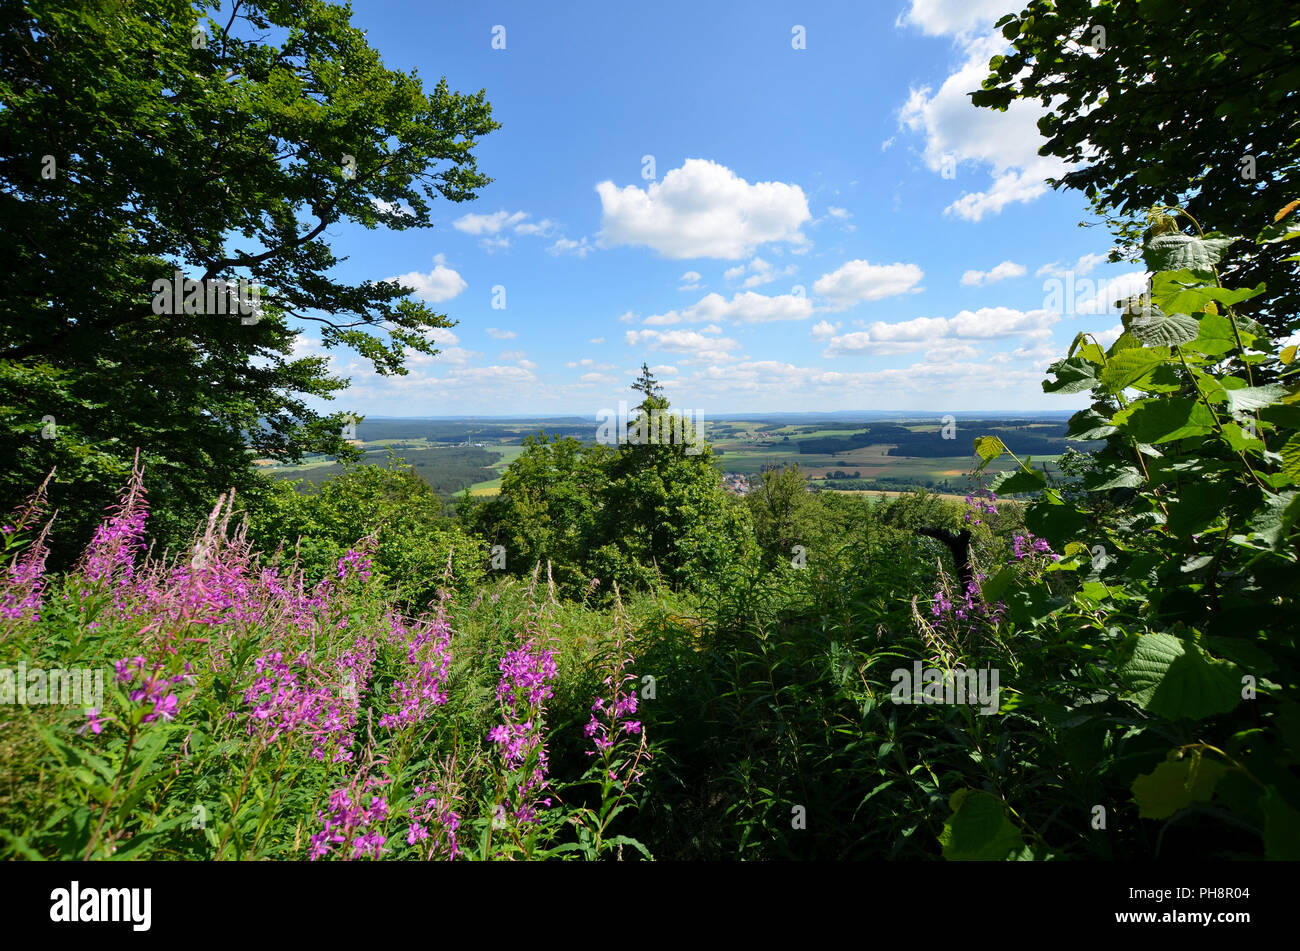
xmin=1 ymin=0 xmax=1298 ymax=868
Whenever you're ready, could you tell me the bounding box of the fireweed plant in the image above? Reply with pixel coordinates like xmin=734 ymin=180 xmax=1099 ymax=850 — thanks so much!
xmin=0 ymin=471 xmax=653 ymax=860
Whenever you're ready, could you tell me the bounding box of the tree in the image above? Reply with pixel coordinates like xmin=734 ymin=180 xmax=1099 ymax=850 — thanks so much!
xmin=0 ymin=0 xmax=498 ymax=558
xmin=472 ymin=432 xmax=611 ymax=593
xmin=746 ymin=464 xmax=812 ymax=568
xmin=971 ymin=0 xmax=1300 ymax=335
xmin=475 ymin=368 xmax=753 ymax=596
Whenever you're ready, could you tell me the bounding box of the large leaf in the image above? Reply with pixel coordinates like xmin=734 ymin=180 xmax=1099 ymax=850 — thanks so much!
xmin=1225 ymin=383 xmax=1291 ymax=416
xmin=1150 ymin=270 xmax=1264 ymax=315
xmin=1099 ymin=348 xmax=1171 ymax=392
xmin=990 ymin=467 xmax=1047 ymax=494
xmin=1125 ymin=310 xmax=1199 ymax=348
xmin=1042 ymin=356 xmax=1098 ymax=394
xmin=1066 ymin=407 xmax=1117 ymax=440
xmin=1131 ymin=752 xmax=1226 ymax=819
xmin=939 ymin=789 xmax=1023 ymax=861
xmin=1143 ymin=233 xmax=1239 ymax=274
xmin=1249 ymin=489 xmax=1300 ymax=546
xmin=1112 ymin=397 xmax=1217 ymax=444
xmin=1120 ymin=633 xmax=1243 ymax=720
xmin=1187 ymin=312 xmax=1241 ymax=357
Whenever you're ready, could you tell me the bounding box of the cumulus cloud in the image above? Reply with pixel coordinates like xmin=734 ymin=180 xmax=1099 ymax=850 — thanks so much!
xmin=724 ymin=257 xmax=798 ymax=289
xmin=960 ymin=260 xmax=1026 ymax=286
xmin=679 ymin=270 xmax=703 ymax=291
xmin=548 ymin=236 xmax=593 ymax=258
xmin=485 ymin=327 xmax=516 ymax=340
xmin=813 ymin=260 xmax=925 ymax=311
xmin=1070 ymin=271 xmax=1150 ymax=316
xmin=811 ymin=320 xmax=839 ymax=340
xmin=596 ymin=159 xmax=811 ymax=259
xmin=1037 ymin=252 xmax=1110 ymax=279
xmin=642 ymin=291 xmax=813 ymax=326
xmin=898 ymin=0 xmax=1016 ymax=37
xmin=898 ymin=26 xmax=1072 ymax=221
xmin=453 ymin=210 xmax=529 ymax=235
xmin=625 ymin=327 xmax=741 ymax=363
xmin=386 ymin=254 xmax=467 ymax=303
xmin=821 ymin=308 xmax=1057 ymax=356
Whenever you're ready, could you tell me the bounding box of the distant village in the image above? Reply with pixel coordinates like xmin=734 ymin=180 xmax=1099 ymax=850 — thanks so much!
xmin=721 ymin=472 xmax=752 ymax=496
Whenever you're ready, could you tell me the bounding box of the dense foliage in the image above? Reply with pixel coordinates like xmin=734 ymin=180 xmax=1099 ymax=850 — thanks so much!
xmin=0 ymin=0 xmax=497 ymax=560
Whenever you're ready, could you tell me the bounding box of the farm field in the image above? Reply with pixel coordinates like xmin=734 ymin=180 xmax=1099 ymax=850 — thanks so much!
xmin=269 ymin=414 xmax=1078 ymax=499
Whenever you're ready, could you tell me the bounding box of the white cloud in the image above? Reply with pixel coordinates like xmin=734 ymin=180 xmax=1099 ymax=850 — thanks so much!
xmin=625 ymin=328 xmax=742 ymax=363
xmin=960 ymin=260 xmax=1026 ymax=286
xmin=514 ymin=219 xmax=556 ymax=236
xmin=386 ymin=254 xmax=467 ymax=303
xmin=589 ymin=336 xmax=606 ymax=344
xmin=1071 ymin=271 xmax=1149 ymax=316
xmin=498 ymin=350 xmax=527 ymax=361
xmin=947 ymin=306 xmax=1058 ymax=338
xmin=548 ymin=236 xmax=593 ymax=258
xmin=813 ymin=260 xmax=925 ymax=311
xmin=898 ymin=0 xmax=1014 ymax=37
xmin=596 ymin=158 xmax=811 ymax=259
xmin=821 ymin=308 xmax=1057 ymax=356
xmin=453 ymin=210 xmax=529 ymax=236
xmin=827 ymin=206 xmax=851 ymax=219
xmin=678 ymin=270 xmax=703 ymax=291
xmin=1037 ymin=252 xmax=1110 ymax=279
xmin=725 ymin=256 xmax=798 ymax=289
xmin=811 ymin=320 xmax=839 ymax=340
xmin=643 ymin=291 xmax=813 ymax=326
xmin=485 ymin=327 xmax=516 ymax=340
xmin=370 ymin=198 xmax=415 ymax=219
xmin=898 ymin=31 xmax=1071 ymax=221
xmin=1093 ymin=323 xmax=1125 ymax=348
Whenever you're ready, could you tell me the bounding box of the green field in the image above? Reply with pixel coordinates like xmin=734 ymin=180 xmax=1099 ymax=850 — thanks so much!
xmin=267 ymin=414 xmax=1085 ymax=500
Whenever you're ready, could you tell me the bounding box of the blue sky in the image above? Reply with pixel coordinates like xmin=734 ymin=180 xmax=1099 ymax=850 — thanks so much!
xmin=297 ymin=0 xmax=1146 ymax=417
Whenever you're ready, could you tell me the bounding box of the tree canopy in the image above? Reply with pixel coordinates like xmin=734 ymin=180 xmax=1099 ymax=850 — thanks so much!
xmin=0 ymin=0 xmax=498 ymax=556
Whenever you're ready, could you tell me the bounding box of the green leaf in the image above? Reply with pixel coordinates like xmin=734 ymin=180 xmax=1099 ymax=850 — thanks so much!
xmin=1150 ymin=270 xmax=1264 ymax=315
xmin=1188 ymin=313 xmax=1247 ymax=357
xmin=973 ymin=435 xmax=1006 ymax=466
xmin=1120 ymin=633 xmax=1243 ymax=720
xmin=1131 ymin=752 xmax=1226 ymax=819
xmin=990 ymin=467 xmax=1046 ymax=494
xmin=1225 ymin=384 xmax=1290 ymax=416
xmin=1066 ymin=408 xmax=1117 ymax=440
xmin=1112 ymin=397 xmax=1217 ymax=444
xmin=1249 ymin=489 xmax=1300 ymax=546
xmin=1126 ymin=310 xmax=1199 ymax=348
xmin=939 ymin=789 xmax=1024 ymax=861
xmin=1042 ymin=356 xmax=1098 ymax=394
xmin=1142 ymin=233 xmax=1239 ymax=274
xmin=980 ymin=566 xmax=1016 ymax=604
xmin=1099 ymin=348 xmax=1171 ymax=392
